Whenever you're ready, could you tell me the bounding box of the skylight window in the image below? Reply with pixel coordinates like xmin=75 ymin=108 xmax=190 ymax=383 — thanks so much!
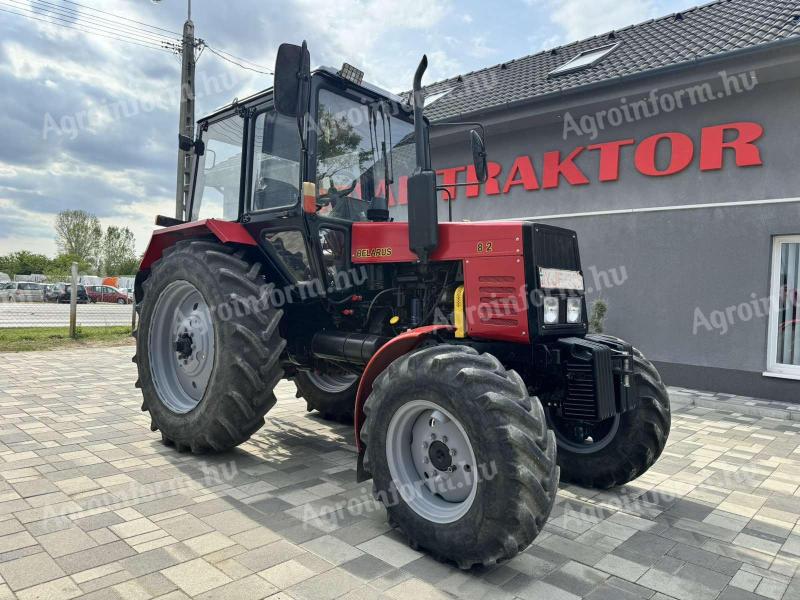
xmin=549 ymin=42 xmax=620 ymax=76
xmin=425 ymin=88 xmax=453 ymax=105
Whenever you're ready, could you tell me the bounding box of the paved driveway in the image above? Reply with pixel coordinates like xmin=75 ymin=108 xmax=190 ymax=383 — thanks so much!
xmin=0 ymin=346 xmax=798 ymax=600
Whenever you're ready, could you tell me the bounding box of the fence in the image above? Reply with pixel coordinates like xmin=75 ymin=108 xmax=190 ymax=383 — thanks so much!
xmin=0 ymin=263 xmax=136 ymax=331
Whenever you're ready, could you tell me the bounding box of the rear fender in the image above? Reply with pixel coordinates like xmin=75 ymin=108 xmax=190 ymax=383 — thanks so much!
xmin=354 ymin=325 xmax=453 ymax=453
xmin=135 ymin=220 xmax=258 ymax=303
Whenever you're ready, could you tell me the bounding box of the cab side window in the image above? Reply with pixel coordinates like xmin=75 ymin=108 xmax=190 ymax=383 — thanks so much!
xmin=251 ymin=111 xmax=301 ymax=212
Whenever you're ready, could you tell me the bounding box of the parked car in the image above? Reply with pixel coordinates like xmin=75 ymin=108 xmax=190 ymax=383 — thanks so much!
xmin=49 ymin=283 xmax=90 ymax=304
xmin=85 ymin=285 xmax=131 ymax=304
xmin=0 ymin=281 xmax=45 ymax=302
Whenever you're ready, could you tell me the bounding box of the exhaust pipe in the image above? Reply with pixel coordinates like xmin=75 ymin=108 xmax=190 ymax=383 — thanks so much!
xmin=311 ymin=331 xmax=388 ymax=365
xmin=407 ymin=55 xmax=439 ymax=265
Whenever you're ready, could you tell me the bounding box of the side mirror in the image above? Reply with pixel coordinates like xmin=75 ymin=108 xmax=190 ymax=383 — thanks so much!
xmin=274 ymin=41 xmax=311 ymax=118
xmin=470 ymin=129 xmax=488 ymax=183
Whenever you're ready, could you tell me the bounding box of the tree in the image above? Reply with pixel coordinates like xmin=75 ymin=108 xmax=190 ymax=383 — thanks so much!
xmin=44 ymin=254 xmax=92 ymax=282
xmin=100 ymin=226 xmax=137 ymax=276
xmin=0 ymin=251 xmax=51 ymax=276
xmin=54 ymin=210 xmax=102 ymax=265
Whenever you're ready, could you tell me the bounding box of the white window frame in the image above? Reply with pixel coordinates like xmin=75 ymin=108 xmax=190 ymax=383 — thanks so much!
xmin=765 ymin=235 xmax=800 ymax=379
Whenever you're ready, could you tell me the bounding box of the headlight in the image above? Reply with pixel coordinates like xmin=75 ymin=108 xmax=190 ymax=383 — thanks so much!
xmin=543 ymin=296 xmax=559 ymax=324
xmin=566 ymin=297 xmax=582 ymax=323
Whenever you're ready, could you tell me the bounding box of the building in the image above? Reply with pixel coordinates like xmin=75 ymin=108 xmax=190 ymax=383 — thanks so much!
xmin=420 ymin=0 xmax=800 ymax=401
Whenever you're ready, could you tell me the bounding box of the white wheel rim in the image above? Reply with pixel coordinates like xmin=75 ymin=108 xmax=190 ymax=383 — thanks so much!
xmin=148 ymin=280 xmax=215 ymax=414
xmin=386 ymin=400 xmax=478 ymax=524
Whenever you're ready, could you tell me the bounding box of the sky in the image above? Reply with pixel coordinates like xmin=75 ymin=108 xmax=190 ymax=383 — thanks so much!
xmin=0 ymin=0 xmax=702 ymax=257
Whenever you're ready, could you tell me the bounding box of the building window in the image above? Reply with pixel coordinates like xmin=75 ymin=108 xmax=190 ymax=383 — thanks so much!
xmin=767 ymin=235 xmax=800 ymax=377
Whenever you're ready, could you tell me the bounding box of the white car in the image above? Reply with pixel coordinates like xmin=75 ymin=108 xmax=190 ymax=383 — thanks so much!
xmin=0 ymin=282 xmax=45 ymax=302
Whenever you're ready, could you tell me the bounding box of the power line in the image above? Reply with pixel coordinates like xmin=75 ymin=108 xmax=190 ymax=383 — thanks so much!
xmin=59 ymin=0 xmax=181 ymax=36
xmin=0 ymin=4 xmax=178 ymax=52
xmin=204 ymin=44 xmax=272 ymax=72
xmin=203 ymin=43 xmax=273 ymax=75
xmin=3 ymin=0 xmax=178 ymax=47
xmin=15 ymin=0 xmax=179 ymax=46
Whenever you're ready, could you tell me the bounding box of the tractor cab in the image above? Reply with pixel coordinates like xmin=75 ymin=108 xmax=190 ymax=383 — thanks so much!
xmin=182 ymin=56 xmax=432 ymax=292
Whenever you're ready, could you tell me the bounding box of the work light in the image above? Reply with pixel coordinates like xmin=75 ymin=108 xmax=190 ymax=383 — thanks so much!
xmin=566 ymin=297 xmax=582 ymax=323
xmin=543 ymin=297 xmax=559 ymax=324
xmin=339 ymin=63 xmax=364 ymax=85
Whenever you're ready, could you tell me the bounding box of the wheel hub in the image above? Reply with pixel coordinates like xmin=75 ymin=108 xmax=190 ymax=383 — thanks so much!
xmin=175 ymin=332 xmax=193 ymax=360
xmin=427 ymin=440 xmax=453 ymax=471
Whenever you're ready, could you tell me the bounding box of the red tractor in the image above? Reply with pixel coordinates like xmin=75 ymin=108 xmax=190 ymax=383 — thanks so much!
xmin=134 ymin=43 xmax=669 ymax=568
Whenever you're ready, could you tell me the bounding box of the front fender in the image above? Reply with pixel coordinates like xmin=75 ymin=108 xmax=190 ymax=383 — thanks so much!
xmin=353 ymin=325 xmax=453 ymax=453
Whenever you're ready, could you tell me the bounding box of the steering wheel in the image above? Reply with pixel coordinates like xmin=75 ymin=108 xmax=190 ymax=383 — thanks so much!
xmin=317 ymin=179 xmax=358 ymax=207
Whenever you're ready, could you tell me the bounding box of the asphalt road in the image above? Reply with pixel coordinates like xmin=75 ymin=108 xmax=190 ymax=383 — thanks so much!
xmin=0 ymin=302 xmax=134 ymax=328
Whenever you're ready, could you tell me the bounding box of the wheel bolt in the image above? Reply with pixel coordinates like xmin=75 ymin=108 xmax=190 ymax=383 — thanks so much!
xmin=450 ymin=449 xmax=457 ymax=456
xmin=422 ymin=441 xmax=429 ymax=449
xmin=430 ymin=433 xmax=436 ymax=440
xmin=423 ymin=457 xmax=429 ymax=464
xmin=442 ymin=436 xmax=448 ymax=443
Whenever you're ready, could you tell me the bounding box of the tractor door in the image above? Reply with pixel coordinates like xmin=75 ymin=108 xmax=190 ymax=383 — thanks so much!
xmin=241 ymin=103 xmax=326 ymax=294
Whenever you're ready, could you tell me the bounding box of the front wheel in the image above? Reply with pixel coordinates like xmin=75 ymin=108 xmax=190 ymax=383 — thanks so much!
xmin=362 ymin=345 xmax=558 ymax=569
xmin=547 ymin=350 xmax=670 ymax=489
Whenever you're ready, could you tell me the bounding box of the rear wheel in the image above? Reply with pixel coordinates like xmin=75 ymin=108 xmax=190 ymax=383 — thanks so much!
xmin=294 ymin=369 xmax=358 ymax=422
xmin=548 ymin=351 xmax=670 ymax=489
xmin=362 ymin=345 xmax=558 ymax=569
xmin=135 ymin=239 xmax=285 ymax=453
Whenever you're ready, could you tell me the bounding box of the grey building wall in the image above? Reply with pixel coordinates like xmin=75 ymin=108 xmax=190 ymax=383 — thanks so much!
xmin=427 ymin=62 xmax=800 ymax=401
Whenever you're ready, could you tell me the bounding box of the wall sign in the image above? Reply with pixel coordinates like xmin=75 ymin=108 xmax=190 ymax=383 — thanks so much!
xmin=385 ymin=121 xmax=764 ymax=206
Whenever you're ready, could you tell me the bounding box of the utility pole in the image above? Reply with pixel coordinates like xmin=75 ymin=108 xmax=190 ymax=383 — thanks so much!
xmin=174 ymin=0 xmax=194 ymax=220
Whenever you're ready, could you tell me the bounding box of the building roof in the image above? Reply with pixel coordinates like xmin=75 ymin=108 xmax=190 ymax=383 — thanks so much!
xmin=419 ymin=0 xmax=800 ymax=121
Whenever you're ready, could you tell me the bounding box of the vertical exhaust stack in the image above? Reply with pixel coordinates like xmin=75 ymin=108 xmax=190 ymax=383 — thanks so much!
xmin=407 ymin=55 xmax=438 ymax=265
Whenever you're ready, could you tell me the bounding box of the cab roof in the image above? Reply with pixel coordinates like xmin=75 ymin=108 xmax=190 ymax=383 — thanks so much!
xmin=199 ymin=66 xmax=409 ymax=123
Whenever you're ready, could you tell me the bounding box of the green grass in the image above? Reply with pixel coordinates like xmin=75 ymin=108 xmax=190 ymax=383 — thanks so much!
xmin=0 ymin=326 xmax=134 ymax=352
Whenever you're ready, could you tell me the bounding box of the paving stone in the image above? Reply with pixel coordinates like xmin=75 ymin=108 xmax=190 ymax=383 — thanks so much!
xmin=357 ymin=534 xmax=423 ymax=568
xmin=161 ymin=557 xmax=232 ymax=596
xmin=194 ymin=573 xmax=278 ymax=599
xmin=0 ymin=551 xmax=66 ymax=591
xmin=287 ymin=568 xmax=364 ymax=600
xmin=37 ymin=526 xmax=97 ymax=558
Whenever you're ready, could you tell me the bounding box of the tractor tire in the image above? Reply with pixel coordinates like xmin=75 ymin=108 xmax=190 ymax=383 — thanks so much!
xmin=361 ymin=345 xmax=559 ymax=569
xmin=293 ymin=370 xmax=359 ymax=423
xmin=134 ymin=239 xmax=285 ymax=453
xmin=548 ymin=349 xmax=670 ymax=489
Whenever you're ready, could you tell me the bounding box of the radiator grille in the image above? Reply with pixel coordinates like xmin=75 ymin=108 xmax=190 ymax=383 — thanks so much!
xmin=532 ymin=226 xmax=580 ymax=271
xmin=564 ymin=362 xmax=598 ymax=419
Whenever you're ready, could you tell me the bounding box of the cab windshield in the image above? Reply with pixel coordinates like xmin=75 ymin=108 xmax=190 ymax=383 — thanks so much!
xmin=316 ymin=89 xmax=415 ymax=221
